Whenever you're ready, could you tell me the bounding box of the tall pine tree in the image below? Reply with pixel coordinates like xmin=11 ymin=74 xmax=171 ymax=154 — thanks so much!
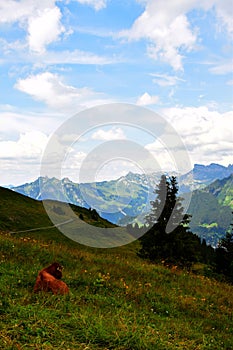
xmin=138 ymin=175 xmax=200 ymax=267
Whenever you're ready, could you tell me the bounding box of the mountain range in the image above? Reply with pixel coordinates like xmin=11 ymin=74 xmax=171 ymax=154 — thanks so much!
xmin=0 ymin=185 xmax=117 ymax=232
xmin=8 ymin=163 xmax=233 ymax=246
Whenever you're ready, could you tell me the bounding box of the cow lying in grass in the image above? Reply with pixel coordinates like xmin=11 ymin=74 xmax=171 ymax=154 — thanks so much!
xmin=34 ymin=262 xmax=69 ymax=295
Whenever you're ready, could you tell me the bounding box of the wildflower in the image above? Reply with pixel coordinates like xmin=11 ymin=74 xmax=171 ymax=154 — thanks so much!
xmin=171 ymin=265 xmax=178 ymax=271
xmin=145 ymin=282 xmax=152 ymax=287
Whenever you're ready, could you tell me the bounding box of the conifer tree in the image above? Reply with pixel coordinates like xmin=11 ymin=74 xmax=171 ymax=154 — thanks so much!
xmin=144 ymin=174 xmax=169 ymax=229
xmin=138 ymin=175 xmax=199 ymax=267
xmin=215 ymin=211 xmax=233 ymax=280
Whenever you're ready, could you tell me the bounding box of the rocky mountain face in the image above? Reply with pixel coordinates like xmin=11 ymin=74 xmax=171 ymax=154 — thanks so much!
xmin=179 ymin=163 xmax=233 ymax=192
xmin=12 ymin=174 xmax=153 ymax=224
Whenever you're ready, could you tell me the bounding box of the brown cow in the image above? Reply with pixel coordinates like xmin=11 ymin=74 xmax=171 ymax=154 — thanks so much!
xmin=34 ymin=262 xmax=69 ymax=295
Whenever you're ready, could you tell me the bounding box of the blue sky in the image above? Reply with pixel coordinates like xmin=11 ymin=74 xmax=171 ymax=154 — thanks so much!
xmin=0 ymin=0 xmax=232 ymax=185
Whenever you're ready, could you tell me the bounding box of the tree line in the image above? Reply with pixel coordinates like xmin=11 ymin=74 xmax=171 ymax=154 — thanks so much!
xmin=127 ymin=175 xmax=233 ymax=282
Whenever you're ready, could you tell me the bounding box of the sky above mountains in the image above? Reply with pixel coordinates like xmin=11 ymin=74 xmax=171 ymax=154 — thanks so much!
xmin=0 ymin=0 xmax=232 ymax=185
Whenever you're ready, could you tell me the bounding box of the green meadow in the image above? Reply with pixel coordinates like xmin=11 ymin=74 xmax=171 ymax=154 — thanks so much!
xmin=1 ymin=227 xmax=233 ymax=350
xmin=0 ymin=186 xmax=233 ymax=349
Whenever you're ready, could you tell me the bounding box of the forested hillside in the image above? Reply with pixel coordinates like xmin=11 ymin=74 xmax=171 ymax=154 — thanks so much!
xmin=187 ymin=175 xmax=233 ymax=246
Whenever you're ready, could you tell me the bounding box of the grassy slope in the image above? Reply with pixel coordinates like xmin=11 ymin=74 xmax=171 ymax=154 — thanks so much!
xmin=0 ymin=186 xmax=116 ymax=232
xmin=187 ymin=190 xmax=232 ymax=246
xmin=207 ymin=174 xmax=233 ymax=209
xmin=1 ymin=228 xmax=233 ymax=350
xmin=1 ymin=187 xmax=233 ymax=349
xmin=0 ymin=186 xmax=136 ymax=248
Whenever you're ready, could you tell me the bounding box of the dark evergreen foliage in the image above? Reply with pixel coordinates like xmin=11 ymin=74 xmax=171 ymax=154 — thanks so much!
xmin=200 ymin=238 xmax=215 ymax=265
xmin=88 ymin=208 xmax=99 ymax=221
xmin=79 ymin=213 xmax=84 ymax=220
xmin=215 ymin=212 xmax=233 ymax=281
xmin=138 ymin=175 xmax=202 ymax=268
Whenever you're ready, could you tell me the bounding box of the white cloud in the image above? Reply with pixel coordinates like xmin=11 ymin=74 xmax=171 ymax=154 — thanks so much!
xmin=0 ymin=158 xmax=39 ymax=186
xmin=118 ymin=0 xmax=233 ymax=71
xmin=28 ymin=7 xmax=65 ymax=54
xmin=159 ymin=106 xmax=233 ymax=166
xmin=41 ymin=49 xmax=118 ymax=65
xmin=15 ymin=72 xmax=74 ymax=108
xmin=144 ymin=106 xmax=233 ymax=172
xmin=62 ymin=150 xmax=87 ymax=180
xmin=0 ymin=0 xmax=65 ymax=54
xmin=0 ymin=0 xmax=107 ymax=26
xmin=0 ymin=110 xmax=65 ymax=141
xmin=136 ymin=92 xmax=159 ymax=106
xmin=15 ymin=71 xmax=110 ymax=112
xmin=209 ymin=61 xmax=233 ymax=75
xmin=0 ymin=1 xmax=117 ymax=62
xmin=0 ymin=0 xmax=41 ymax=23
xmin=215 ymin=0 xmax=233 ymax=35
xmin=0 ymin=37 xmax=118 ymax=66
xmin=151 ymin=73 xmax=185 ymax=87
xmin=73 ymin=0 xmax=107 ymax=11
xmin=0 ymin=131 xmax=48 ymax=159
xmin=91 ymin=127 xmax=126 ymax=141
xmin=119 ymin=0 xmax=198 ymax=71
xmin=145 ymin=139 xmax=178 ymax=173
xmin=94 ymin=160 xmax=144 ymax=182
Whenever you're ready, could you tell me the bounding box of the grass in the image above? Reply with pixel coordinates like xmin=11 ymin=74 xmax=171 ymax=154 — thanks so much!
xmin=0 ymin=186 xmax=117 ymax=232
xmin=0 ymin=229 xmax=233 ymax=350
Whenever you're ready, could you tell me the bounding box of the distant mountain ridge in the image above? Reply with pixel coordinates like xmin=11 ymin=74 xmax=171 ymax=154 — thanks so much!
xmin=12 ymin=174 xmax=154 ymax=225
xmin=0 ymin=186 xmax=116 ymax=233
xmin=9 ymin=163 xmax=233 ymax=246
xmin=192 ymin=163 xmax=233 ymax=181
xmin=179 ymin=163 xmax=233 ymax=192
xmin=11 ymin=163 xmax=233 ymax=206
